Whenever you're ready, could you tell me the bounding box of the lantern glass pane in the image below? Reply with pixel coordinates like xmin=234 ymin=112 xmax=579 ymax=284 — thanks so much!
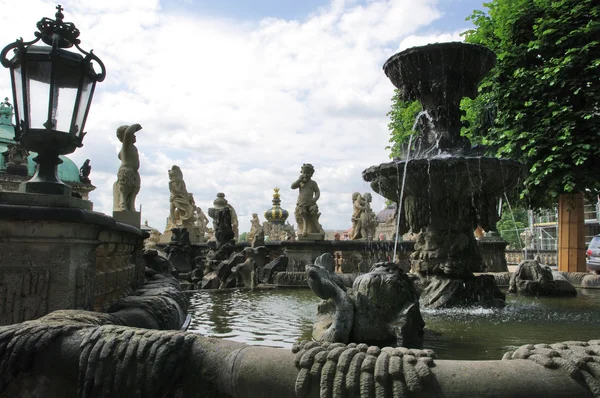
xmin=12 ymin=65 xmax=25 ymax=128
xmin=52 ymin=85 xmax=77 ymax=133
xmin=25 ymin=61 xmax=51 ymax=129
xmin=74 ymin=73 xmax=93 ymax=135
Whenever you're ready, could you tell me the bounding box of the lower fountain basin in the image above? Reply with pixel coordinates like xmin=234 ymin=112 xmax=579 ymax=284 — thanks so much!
xmin=188 ymin=287 xmax=600 ymax=360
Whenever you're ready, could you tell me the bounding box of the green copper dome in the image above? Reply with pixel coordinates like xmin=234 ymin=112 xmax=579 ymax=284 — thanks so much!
xmin=0 ymin=99 xmax=81 ymax=182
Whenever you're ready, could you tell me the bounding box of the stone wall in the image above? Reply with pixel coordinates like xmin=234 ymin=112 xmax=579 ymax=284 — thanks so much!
xmin=0 ymin=203 xmax=144 ymax=326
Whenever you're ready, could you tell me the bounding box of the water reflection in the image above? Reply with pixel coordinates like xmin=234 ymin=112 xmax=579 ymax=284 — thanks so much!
xmin=188 ymin=288 xmax=600 ymax=359
xmin=189 ymin=289 xmax=318 ymax=348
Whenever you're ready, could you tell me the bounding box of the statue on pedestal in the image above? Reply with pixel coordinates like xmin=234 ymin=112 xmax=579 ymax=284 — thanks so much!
xmin=247 ymin=213 xmax=263 ymax=244
xmin=291 ymin=163 xmax=324 ymax=239
xmin=167 ymin=165 xmax=195 ymax=229
xmin=79 ymin=159 xmax=91 ymax=184
xmin=113 ymin=124 xmax=142 ymax=212
xmin=350 ymin=192 xmax=377 ymax=240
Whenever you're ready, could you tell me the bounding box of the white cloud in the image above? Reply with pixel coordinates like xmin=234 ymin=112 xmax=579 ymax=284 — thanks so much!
xmin=0 ymin=0 xmax=470 ymax=233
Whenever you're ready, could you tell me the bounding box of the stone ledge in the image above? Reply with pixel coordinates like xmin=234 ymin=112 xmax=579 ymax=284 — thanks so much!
xmin=0 ymin=191 xmax=92 ymax=210
xmin=0 ymin=203 xmax=142 ymax=236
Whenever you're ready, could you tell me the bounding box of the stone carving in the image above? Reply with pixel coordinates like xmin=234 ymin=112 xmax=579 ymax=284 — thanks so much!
xmin=228 ymin=203 xmax=239 ymax=240
xmin=164 ymin=228 xmax=192 ymax=273
xmin=194 ymin=205 xmax=210 ymax=236
xmin=113 ymin=124 xmax=142 ymax=212
xmin=262 ymin=221 xmax=296 ymax=241
xmin=2 ymin=143 xmax=29 ymax=176
xmin=503 ymin=340 xmax=600 ymax=397
xmin=307 ymin=253 xmax=424 ymax=347
xmin=291 ymin=163 xmax=324 ymax=239
xmin=143 ymin=220 xmax=161 ymax=250
xmin=143 ymin=249 xmax=172 ymax=274
xmin=350 ymin=192 xmax=378 ymax=240
xmin=292 ymin=340 xmax=436 ymax=398
xmin=79 ymin=159 xmax=91 ymax=184
xmin=508 ymin=257 xmax=577 ymax=296
xmin=247 ymin=213 xmax=263 ymax=244
xmin=167 ymin=165 xmax=195 ymax=229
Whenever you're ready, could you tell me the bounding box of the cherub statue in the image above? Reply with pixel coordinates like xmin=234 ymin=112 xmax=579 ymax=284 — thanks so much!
xmin=167 ymin=165 xmax=195 ymax=228
xmin=79 ymin=159 xmax=91 ymax=184
xmin=291 ymin=163 xmax=322 ymax=236
xmin=350 ymin=192 xmax=365 ymax=240
xmin=247 ymin=213 xmax=263 ymax=243
xmin=195 ymin=206 xmax=210 ymax=235
xmin=113 ymin=124 xmax=142 ymax=211
xmin=351 ymin=192 xmax=378 ymax=240
xmin=361 ymin=193 xmax=378 ymax=240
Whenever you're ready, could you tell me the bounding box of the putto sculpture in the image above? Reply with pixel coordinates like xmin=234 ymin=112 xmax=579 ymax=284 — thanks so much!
xmin=113 ymin=124 xmax=142 ymax=212
xmin=247 ymin=213 xmax=263 ymax=244
xmin=112 ymin=124 xmax=143 ymax=228
xmin=291 ymin=163 xmax=324 ymax=240
xmin=79 ymin=159 xmax=92 ymax=184
xmin=350 ymin=192 xmax=378 ymax=240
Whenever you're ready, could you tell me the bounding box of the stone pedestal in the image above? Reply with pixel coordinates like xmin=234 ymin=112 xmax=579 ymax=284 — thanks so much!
xmin=478 ymin=232 xmax=509 ymax=272
xmin=0 ymin=193 xmax=144 ymax=326
xmin=113 ymin=210 xmax=141 ymax=229
xmin=297 ymin=232 xmax=325 ymax=241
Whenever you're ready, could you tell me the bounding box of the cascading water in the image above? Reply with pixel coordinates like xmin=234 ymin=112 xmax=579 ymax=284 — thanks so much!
xmin=363 ymin=42 xmax=523 ymax=309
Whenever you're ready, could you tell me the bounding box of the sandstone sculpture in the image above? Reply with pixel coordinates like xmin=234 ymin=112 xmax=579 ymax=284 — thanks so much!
xmin=509 ymin=257 xmax=577 ymax=296
xmin=113 ymin=124 xmax=142 ymax=212
xmin=291 ymin=163 xmax=324 ymax=239
xmin=350 ymin=192 xmax=379 ymax=240
xmin=307 ymin=253 xmax=424 ymax=347
xmin=247 ymin=213 xmax=263 ymax=244
xmin=167 ymin=165 xmax=195 ymax=229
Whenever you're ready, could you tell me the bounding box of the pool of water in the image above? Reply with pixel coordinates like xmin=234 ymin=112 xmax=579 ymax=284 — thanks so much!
xmin=188 ymin=288 xmax=600 ymax=360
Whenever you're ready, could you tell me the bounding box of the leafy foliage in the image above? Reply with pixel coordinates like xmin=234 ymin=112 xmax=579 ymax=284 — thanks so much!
xmin=239 ymin=231 xmax=248 ymax=241
xmin=386 ymin=90 xmax=422 ymax=158
xmin=497 ymin=204 xmax=529 ymax=248
xmin=462 ymin=0 xmax=600 ymax=208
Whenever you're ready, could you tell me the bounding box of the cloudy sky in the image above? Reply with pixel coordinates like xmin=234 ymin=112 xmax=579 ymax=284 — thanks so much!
xmin=0 ymin=0 xmax=486 ymax=232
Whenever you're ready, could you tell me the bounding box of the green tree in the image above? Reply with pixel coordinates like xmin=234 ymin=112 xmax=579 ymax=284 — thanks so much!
xmin=462 ymin=0 xmax=600 ymax=208
xmin=497 ymin=204 xmax=529 ymax=249
xmin=239 ymin=232 xmax=248 ymax=241
xmin=385 ymin=90 xmax=422 ymax=159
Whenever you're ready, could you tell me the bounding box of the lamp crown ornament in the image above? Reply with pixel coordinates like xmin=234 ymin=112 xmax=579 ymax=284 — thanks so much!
xmin=35 ymin=5 xmax=81 ymax=48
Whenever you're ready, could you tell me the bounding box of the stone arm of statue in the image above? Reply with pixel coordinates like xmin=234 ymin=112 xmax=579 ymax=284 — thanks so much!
xmin=291 ymin=177 xmax=305 ymax=190
xmin=122 ymin=124 xmax=142 ymax=147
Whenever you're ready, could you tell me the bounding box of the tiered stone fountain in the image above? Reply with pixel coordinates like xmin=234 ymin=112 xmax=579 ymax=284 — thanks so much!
xmin=363 ymin=42 xmax=522 ymax=308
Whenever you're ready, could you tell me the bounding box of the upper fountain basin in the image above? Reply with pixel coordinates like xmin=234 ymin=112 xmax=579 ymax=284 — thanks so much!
xmin=383 ymin=42 xmax=496 ymax=103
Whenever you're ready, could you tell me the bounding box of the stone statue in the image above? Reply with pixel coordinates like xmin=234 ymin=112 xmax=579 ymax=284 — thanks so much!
xmin=227 ymin=203 xmax=239 ymax=239
xmin=351 ymin=192 xmax=377 ymax=240
xmin=247 ymin=213 xmax=263 ymax=244
xmin=291 ymin=163 xmax=323 ymax=238
xmin=2 ymin=143 xmax=29 ymax=176
xmin=361 ymin=192 xmax=378 ymax=240
xmin=508 ymin=257 xmax=576 ymax=296
xmin=167 ymin=166 xmax=195 ymax=229
xmin=79 ymin=159 xmax=91 ymax=184
xmin=350 ymin=192 xmax=365 ymax=240
xmin=306 ymin=253 xmax=424 ymax=347
xmin=194 ymin=205 xmax=210 ymax=235
xmin=113 ymin=124 xmax=142 ymax=212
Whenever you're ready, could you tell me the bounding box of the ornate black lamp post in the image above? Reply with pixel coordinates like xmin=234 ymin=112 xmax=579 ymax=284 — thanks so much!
xmin=1 ymin=5 xmax=105 ymax=195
